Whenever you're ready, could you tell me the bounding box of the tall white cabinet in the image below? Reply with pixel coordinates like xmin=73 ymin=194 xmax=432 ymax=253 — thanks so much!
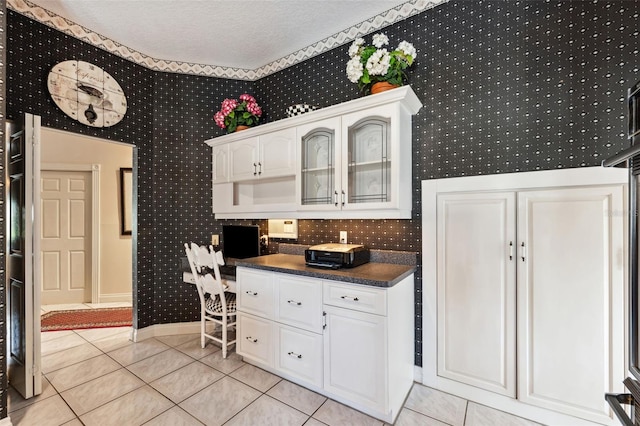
xmin=423 ymin=167 xmax=627 ymax=426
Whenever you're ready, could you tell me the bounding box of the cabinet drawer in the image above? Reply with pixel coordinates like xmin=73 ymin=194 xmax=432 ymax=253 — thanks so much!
xmin=323 ymin=280 xmax=387 ymax=316
xmin=237 ymin=313 xmax=273 ymax=366
xmin=276 ymin=323 xmax=323 ymax=388
xmin=276 ymin=274 xmax=323 ymax=333
xmin=237 ymin=268 xmax=275 ymax=319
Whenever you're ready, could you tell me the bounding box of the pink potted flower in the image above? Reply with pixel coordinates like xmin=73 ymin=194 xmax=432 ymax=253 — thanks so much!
xmin=214 ymin=94 xmax=263 ymax=133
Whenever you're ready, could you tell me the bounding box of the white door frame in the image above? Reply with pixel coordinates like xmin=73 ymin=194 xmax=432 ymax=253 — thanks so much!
xmin=41 ymin=163 xmax=101 ymax=304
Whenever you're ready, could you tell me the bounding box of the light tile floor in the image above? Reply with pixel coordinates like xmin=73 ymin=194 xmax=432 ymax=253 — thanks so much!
xmin=8 ymin=327 xmax=543 ymax=426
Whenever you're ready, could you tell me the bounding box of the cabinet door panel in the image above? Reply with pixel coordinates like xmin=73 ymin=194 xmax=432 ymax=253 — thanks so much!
xmin=323 ymin=305 xmax=387 ymax=411
xmin=517 ymin=186 xmax=625 ymax=424
xmin=436 ymin=192 xmax=517 ymax=397
xmin=297 ymin=117 xmax=341 ymax=211
xmin=340 ymin=105 xmax=402 ymax=212
xmin=229 ymin=138 xmax=259 ymax=181
xmin=260 ymin=128 xmax=296 ymax=178
xmin=212 ymin=144 xmax=229 ymax=183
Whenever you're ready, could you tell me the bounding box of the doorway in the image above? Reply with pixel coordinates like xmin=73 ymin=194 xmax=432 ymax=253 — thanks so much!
xmin=39 ymin=128 xmax=134 ymax=317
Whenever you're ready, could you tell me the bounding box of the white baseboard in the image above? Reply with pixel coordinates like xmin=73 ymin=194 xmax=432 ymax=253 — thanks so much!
xmin=413 ymin=366 xmax=423 ymax=383
xmin=99 ymin=293 xmax=132 ymax=304
xmin=2 ymin=415 xmax=14 ymax=426
xmin=131 ymin=321 xmax=201 ymax=342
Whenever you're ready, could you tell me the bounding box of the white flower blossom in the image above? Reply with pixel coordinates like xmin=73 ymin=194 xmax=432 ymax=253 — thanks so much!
xmin=348 ymin=39 xmax=363 ymax=58
xmin=366 ymin=49 xmax=391 ymax=76
xmin=346 ymin=56 xmax=364 ymax=83
xmin=372 ymin=33 xmax=389 ymax=48
xmin=397 ymin=41 xmax=417 ymax=60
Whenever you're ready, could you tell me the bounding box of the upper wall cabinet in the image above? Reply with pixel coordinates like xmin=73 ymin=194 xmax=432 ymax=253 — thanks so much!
xmin=228 ymin=128 xmax=297 ymax=182
xmin=205 ymin=86 xmax=422 ymax=219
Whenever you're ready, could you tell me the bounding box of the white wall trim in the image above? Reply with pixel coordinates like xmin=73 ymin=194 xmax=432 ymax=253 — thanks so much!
xmin=91 ymin=164 xmax=101 ymax=304
xmin=98 ymin=293 xmax=132 ymax=304
xmin=1 ymin=416 xmax=14 ymax=426
xmin=41 ymin=163 xmax=101 ymax=304
xmin=131 ymin=322 xmax=201 ymax=342
xmin=7 ymin=0 xmax=446 ymax=80
xmin=413 ymin=366 xmax=423 ymax=384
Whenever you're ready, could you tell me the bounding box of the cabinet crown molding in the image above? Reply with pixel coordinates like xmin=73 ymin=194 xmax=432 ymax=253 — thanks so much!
xmin=205 ymin=86 xmax=422 ymax=147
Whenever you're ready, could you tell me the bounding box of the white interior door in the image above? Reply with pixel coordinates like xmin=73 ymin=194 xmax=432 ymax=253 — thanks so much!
xmin=41 ymin=170 xmax=92 ymax=305
xmin=7 ymin=113 xmax=42 ymax=398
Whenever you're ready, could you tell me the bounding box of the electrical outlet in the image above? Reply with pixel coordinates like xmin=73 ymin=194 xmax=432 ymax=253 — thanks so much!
xmin=211 ymin=234 xmax=219 ymax=246
xmin=339 ymin=231 xmax=347 ymax=244
xmin=261 ymin=235 xmax=269 ymax=246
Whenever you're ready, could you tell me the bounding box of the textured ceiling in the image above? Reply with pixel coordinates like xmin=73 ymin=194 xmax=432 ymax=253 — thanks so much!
xmin=23 ymin=0 xmax=416 ymax=70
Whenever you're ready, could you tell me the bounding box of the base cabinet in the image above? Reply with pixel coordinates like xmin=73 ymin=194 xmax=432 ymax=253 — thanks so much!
xmin=323 ymin=305 xmax=387 ymax=410
xmin=423 ymin=167 xmax=627 ymax=426
xmin=236 ymin=267 xmax=414 ymax=423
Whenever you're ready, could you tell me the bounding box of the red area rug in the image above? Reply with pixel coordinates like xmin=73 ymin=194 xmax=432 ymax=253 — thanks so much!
xmin=41 ymin=307 xmax=132 ymax=332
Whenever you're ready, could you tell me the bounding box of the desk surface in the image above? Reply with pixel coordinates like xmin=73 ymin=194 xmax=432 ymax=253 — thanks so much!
xmin=236 ymin=254 xmax=415 ymax=288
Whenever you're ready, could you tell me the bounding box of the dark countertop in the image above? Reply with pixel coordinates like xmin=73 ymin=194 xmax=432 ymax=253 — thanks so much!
xmin=235 ymin=253 xmax=415 ymax=288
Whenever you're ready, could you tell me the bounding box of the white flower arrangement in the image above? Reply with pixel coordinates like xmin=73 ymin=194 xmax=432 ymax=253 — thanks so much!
xmin=346 ymin=32 xmax=417 ymax=94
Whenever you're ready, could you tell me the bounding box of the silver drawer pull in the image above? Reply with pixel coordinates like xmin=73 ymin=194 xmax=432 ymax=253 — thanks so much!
xmin=245 ymin=291 xmax=258 ymax=296
xmin=340 ymin=295 xmax=359 ymax=302
xmin=246 ymin=336 xmax=258 ymax=343
xmin=287 ymin=351 xmax=302 ymax=359
xmin=287 ymin=300 xmax=302 ymax=306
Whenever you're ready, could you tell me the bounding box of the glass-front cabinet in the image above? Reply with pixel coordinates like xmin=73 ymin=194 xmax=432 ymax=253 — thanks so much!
xmin=297 ymin=104 xmax=410 ymax=216
xmin=298 ymin=117 xmax=341 ymax=211
xmin=345 ymin=114 xmax=391 ymax=207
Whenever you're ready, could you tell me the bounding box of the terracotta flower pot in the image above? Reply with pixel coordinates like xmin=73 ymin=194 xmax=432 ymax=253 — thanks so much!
xmin=371 ymin=82 xmax=399 ymax=94
xmin=235 ymin=125 xmax=250 ymax=132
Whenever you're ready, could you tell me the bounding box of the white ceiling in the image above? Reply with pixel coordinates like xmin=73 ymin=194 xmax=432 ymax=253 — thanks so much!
xmin=25 ymin=0 xmax=414 ymax=70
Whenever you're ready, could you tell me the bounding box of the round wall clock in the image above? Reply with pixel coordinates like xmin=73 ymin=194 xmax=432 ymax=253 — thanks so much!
xmin=47 ymin=60 xmax=127 ymax=127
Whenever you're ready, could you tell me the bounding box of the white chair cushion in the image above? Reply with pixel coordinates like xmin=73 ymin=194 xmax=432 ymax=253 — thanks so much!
xmin=205 ymin=292 xmax=237 ymax=314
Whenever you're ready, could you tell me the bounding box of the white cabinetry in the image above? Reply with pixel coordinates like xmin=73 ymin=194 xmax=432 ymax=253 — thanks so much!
xmin=435 ymin=192 xmax=517 ymax=397
xmin=228 ymin=128 xmax=296 ymax=181
xmin=297 ymin=104 xmax=412 ymax=217
xmin=235 ymin=266 xmax=414 ymax=423
xmin=211 ymin=144 xmax=229 ymax=184
xmin=323 ymin=305 xmax=387 ymax=409
xmin=236 ymin=268 xmax=324 ymax=388
xmin=423 ymin=167 xmax=627 ymax=426
xmin=206 ymin=86 xmax=422 ymax=219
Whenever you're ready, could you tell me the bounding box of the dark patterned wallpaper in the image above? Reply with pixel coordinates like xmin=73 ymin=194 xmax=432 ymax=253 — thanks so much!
xmin=257 ymin=0 xmax=640 ymax=365
xmin=3 ymin=0 xmax=640 ymax=376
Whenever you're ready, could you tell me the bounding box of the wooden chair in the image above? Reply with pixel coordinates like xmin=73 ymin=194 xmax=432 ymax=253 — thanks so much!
xmin=184 ymin=242 xmax=237 ymax=358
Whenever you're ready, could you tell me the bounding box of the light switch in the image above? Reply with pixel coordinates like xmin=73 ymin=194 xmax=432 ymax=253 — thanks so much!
xmin=211 ymin=234 xmax=219 ymax=246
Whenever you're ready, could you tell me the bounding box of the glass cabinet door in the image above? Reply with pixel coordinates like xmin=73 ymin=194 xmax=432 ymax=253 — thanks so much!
xmin=347 ymin=116 xmax=391 ymax=205
xmin=300 ymin=127 xmax=336 ymax=206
